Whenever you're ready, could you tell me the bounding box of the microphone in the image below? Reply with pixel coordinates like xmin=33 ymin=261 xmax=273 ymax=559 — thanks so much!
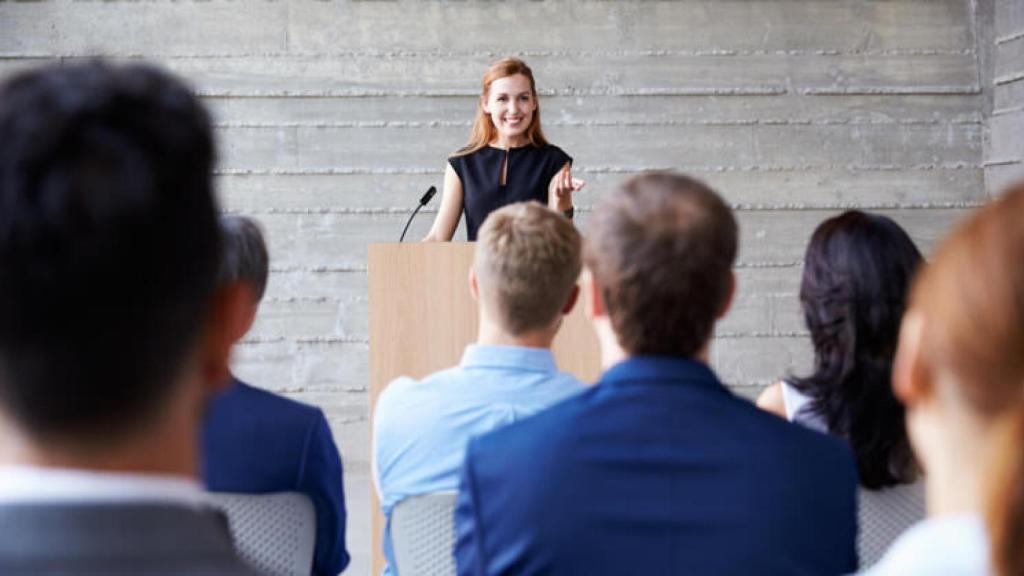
xmin=399 ymin=186 xmax=437 ymax=242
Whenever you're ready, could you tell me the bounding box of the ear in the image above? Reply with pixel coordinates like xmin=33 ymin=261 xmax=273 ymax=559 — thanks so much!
xmin=198 ymin=281 xmax=250 ymax=394
xmin=717 ymin=271 xmax=736 ymax=320
xmin=561 ymin=284 xmax=580 ymax=316
xmin=893 ymin=310 xmax=932 ymax=407
xmin=229 ymin=284 xmax=259 ymax=345
xmin=468 ymin=267 xmax=480 ymax=302
xmin=480 ymin=95 xmax=490 ymax=115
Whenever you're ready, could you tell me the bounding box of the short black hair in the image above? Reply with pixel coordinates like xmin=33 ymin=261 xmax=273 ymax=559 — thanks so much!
xmin=218 ymin=215 xmax=270 ymax=303
xmin=0 ymin=61 xmax=220 ymax=443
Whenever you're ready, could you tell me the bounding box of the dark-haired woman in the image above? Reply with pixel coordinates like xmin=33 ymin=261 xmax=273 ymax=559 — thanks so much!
xmin=757 ymin=210 xmax=925 ymax=567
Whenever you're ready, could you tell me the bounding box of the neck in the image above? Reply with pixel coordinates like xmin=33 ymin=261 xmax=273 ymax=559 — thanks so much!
xmin=915 ymin=400 xmax=993 ymax=517
xmin=0 ymin=380 xmax=202 ymax=478
xmin=594 ymin=317 xmax=628 ymax=369
xmin=594 ymin=317 xmax=713 ymax=369
xmin=491 ymin=134 xmax=527 ymax=149
xmin=477 ymin=314 xmax=557 ymax=350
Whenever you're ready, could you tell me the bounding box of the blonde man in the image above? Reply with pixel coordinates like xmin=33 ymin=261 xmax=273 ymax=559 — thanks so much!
xmin=373 ymin=202 xmax=585 ymax=576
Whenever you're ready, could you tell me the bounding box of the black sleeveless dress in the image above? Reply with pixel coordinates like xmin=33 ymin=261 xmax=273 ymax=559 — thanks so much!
xmin=448 ymin=144 xmax=572 ymax=241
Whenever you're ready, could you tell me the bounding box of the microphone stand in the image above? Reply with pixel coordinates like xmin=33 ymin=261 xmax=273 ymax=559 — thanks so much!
xmin=399 ymin=186 xmax=437 ymax=242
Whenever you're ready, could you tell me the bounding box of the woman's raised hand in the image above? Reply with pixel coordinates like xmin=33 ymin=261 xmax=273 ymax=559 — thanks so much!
xmin=549 ymin=163 xmax=586 ymax=211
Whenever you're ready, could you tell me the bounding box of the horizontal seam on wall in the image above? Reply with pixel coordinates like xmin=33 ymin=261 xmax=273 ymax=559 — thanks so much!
xmin=995 ymin=71 xmax=1024 ymax=85
xmin=0 ymin=49 xmax=979 ymax=59
xmin=993 ymin=104 xmax=1024 ymax=116
xmin=214 ymin=163 xmax=981 ymax=176
xmin=222 ymin=202 xmax=984 ymax=216
xmin=983 ymin=158 xmax=1024 ymax=167
xmin=210 ymin=118 xmax=983 ymax=128
xmin=995 ymin=30 xmax=1024 ymax=44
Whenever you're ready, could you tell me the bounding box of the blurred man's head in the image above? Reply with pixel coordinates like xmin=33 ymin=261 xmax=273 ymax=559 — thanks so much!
xmin=472 ymin=202 xmax=581 ymax=339
xmin=0 ymin=61 xmax=228 ymax=453
xmin=584 ymin=172 xmax=737 ymax=359
xmin=218 ymin=215 xmax=270 ymax=342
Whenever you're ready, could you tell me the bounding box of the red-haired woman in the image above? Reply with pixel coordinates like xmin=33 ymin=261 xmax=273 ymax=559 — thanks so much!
xmin=423 ymin=58 xmax=584 ymax=242
xmin=865 ymin=182 xmax=1024 ymax=575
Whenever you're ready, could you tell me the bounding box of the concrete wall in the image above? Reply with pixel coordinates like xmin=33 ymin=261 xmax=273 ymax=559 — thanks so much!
xmin=0 ymin=2 xmax=993 ymax=574
xmin=987 ymin=0 xmax=1024 ymax=192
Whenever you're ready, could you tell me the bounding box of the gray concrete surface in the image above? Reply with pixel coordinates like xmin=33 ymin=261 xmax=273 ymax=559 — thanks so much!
xmin=0 ymin=2 xmax=1014 ymax=574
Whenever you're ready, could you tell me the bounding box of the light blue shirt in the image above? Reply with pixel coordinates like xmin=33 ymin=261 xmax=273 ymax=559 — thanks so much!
xmin=373 ymin=344 xmax=585 ymax=576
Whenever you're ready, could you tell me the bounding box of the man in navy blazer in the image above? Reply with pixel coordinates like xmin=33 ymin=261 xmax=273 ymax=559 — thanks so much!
xmin=202 ymin=216 xmax=349 ymax=576
xmin=455 ymin=172 xmax=859 ymax=575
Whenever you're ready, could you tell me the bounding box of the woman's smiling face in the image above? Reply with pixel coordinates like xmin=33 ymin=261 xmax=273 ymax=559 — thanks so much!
xmin=482 ymin=73 xmax=536 ymax=145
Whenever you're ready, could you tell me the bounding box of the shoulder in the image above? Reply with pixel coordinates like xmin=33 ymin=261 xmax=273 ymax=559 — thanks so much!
xmin=378 ymin=369 xmax=459 ymax=403
xmin=755 ymin=381 xmax=787 ymax=417
xmin=722 ymin=390 xmax=856 ymax=483
xmin=448 ymin=146 xmax=486 ymax=164
xmin=216 ymin=379 xmax=321 ymax=423
xmin=775 ymin=410 xmax=857 ymax=486
xmin=546 ymin=370 xmax=587 ymax=395
xmin=536 ymin=144 xmax=571 ymax=164
xmin=375 ymin=369 xmax=464 ymax=421
xmin=865 ymin=515 xmax=988 ymax=576
xmin=538 ymin=143 xmax=568 ymax=156
xmin=466 ymin=385 xmax=593 ymax=466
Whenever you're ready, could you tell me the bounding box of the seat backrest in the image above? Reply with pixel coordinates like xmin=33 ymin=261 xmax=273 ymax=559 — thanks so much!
xmin=209 ymin=492 xmax=316 ymax=576
xmin=858 ymin=480 xmax=926 ymax=568
xmin=391 ymin=492 xmax=458 ymax=576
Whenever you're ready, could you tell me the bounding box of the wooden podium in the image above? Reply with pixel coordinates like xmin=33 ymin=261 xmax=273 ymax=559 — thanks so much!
xmin=368 ymin=242 xmax=601 ymax=573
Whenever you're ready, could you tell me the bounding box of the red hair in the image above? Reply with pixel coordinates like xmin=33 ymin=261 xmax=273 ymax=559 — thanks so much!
xmin=910 ymin=182 xmax=1024 ymax=576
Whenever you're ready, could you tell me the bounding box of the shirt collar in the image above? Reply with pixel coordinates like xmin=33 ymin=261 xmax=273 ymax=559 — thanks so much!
xmin=460 ymin=344 xmax=559 ymax=373
xmin=601 ymin=355 xmax=726 ymax=394
xmin=0 ymin=465 xmax=210 ymax=508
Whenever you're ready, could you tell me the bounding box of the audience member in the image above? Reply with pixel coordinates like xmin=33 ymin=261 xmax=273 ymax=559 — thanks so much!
xmin=374 ymin=201 xmax=585 ymax=575
xmin=202 ymin=215 xmax=350 ymax=576
xmin=0 ymin=62 xmax=257 ymax=574
xmin=757 ymin=210 xmax=925 ymax=566
xmin=867 ymin=183 xmax=1024 ymax=575
xmin=454 ymin=172 xmax=859 ymax=575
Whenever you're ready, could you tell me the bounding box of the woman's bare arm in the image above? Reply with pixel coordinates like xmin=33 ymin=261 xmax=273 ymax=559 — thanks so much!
xmin=756 ymin=382 xmax=788 ymax=418
xmin=423 ymin=163 xmax=463 ymax=242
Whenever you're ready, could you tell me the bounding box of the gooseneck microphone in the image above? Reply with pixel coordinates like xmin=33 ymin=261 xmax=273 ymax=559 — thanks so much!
xmin=399 ymin=186 xmax=437 ymax=242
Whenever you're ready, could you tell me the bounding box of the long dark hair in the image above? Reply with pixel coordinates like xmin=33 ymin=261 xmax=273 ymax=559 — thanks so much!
xmin=792 ymin=211 xmax=921 ymax=489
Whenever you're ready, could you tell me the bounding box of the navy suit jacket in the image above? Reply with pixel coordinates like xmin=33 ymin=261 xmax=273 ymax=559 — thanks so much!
xmin=455 ymin=357 xmax=858 ymax=576
xmin=202 ymin=377 xmax=349 ymax=576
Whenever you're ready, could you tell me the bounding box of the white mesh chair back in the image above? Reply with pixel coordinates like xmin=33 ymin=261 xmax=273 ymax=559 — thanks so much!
xmin=210 ymin=492 xmax=316 ymax=576
xmin=858 ymin=480 xmax=926 ymax=568
xmin=391 ymin=492 xmax=458 ymax=576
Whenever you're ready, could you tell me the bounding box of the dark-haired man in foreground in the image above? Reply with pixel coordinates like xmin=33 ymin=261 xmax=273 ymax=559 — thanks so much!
xmin=455 ymin=172 xmax=859 ymax=575
xmin=0 ymin=62 xmax=257 ymax=574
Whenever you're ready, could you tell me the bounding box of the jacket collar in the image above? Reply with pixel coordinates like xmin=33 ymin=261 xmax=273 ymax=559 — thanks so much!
xmin=460 ymin=344 xmax=559 ymax=374
xmin=600 ymin=355 xmax=728 ymax=395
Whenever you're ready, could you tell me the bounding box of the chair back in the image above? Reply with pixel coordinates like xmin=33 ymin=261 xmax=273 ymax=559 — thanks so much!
xmin=858 ymin=480 xmax=926 ymax=568
xmin=391 ymin=492 xmax=458 ymax=576
xmin=210 ymin=491 xmax=316 ymax=576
